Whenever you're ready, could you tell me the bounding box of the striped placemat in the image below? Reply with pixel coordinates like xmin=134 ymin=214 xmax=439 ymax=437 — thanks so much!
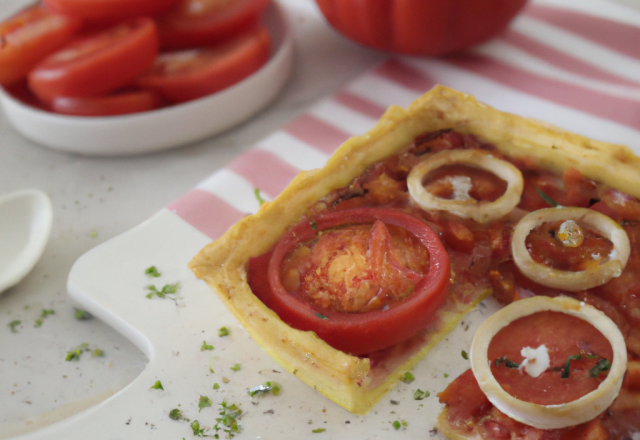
xmin=168 ymin=0 xmax=640 ymax=241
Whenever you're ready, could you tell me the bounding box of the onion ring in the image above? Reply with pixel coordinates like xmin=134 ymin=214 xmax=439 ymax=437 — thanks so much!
xmin=407 ymin=149 xmax=523 ymax=223
xmin=470 ymin=295 xmax=627 ymax=430
xmin=512 ymin=207 xmax=630 ymax=291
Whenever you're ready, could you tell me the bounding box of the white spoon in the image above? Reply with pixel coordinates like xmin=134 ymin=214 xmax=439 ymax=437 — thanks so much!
xmin=0 ymin=189 xmax=53 ymax=294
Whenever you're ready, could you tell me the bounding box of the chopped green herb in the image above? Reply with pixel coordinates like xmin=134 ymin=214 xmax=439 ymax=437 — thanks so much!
xmin=312 ymin=428 xmax=326 ymax=433
xmin=314 ymin=313 xmax=328 ymax=319
xmin=218 ymin=326 xmax=229 ymax=337
xmin=230 ymin=363 xmax=241 ymax=372
xmin=535 ymin=187 xmax=559 ymax=208
xmin=392 ymin=420 xmax=408 ymax=430
xmin=213 ymin=383 xmax=220 ymax=390
xmin=562 ymin=354 xmax=582 ymax=379
xmin=311 ymin=219 xmax=317 ymax=230
xmin=248 ymin=381 xmax=282 ymax=397
xmin=190 ymin=420 xmax=207 ymax=436
xmin=8 ymin=319 xmax=21 ymax=333
xmin=401 ymin=372 xmax=415 ymax=383
xmin=222 ymin=377 xmax=230 ymax=384
xmin=74 ymin=309 xmax=92 ymax=320
xmin=213 ymin=401 xmax=242 ymax=439
xmin=494 ymin=356 xmax=520 ymax=369
xmin=254 ymin=188 xmax=266 ymax=206
xmin=169 ymin=408 xmax=185 ymax=420
xmin=151 ymin=380 xmax=164 ymax=390
xmin=268 ymin=381 xmax=282 ymax=396
xmin=413 ymin=389 xmax=430 ymax=400
xmin=65 ymin=342 xmax=101 ymax=361
xmin=145 ymin=266 xmax=161 ymax=277
xmin=201 ymin=341 xmax=214 ymax=351
xmin=145 ymin=283 xmax=179 ymax=299
xmin=198 ymin=395 xmax=212 ymax=412
xmin=65 ymin=348 xmax=84 ymax=361
xmin=461 ymin=350 xmax=468 ymax=360
xmin=34 ymin=309 xmax=55 ymax=327
xmin=589 ymin=358 xmax=612 ymax=378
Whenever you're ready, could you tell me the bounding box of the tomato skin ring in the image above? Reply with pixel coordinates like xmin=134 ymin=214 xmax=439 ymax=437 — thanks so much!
xmin=265 ymin=207 xmax=450 ymax=356
xmin=512 ymin=207 xmax=631 ymax=291
xmin=407 ymin=149 xmax=523 ymax=223
xmin=470 ymin=296 xmax=627 ymax=430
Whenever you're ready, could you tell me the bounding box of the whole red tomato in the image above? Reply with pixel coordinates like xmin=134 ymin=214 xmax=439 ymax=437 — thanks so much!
xmin=314 ymin=0 xmax=529 ymax=56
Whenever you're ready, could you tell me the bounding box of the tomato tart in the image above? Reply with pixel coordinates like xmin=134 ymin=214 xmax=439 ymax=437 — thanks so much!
xmin=189 ymin=86 xmax=640 ymax=419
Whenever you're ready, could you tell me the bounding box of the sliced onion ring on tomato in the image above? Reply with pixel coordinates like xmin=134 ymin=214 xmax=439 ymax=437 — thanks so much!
xmin=470 ymin=295 xmax=627 ymax=430
xmin=407 ymin=149 xmax=523 ymax=223
xmin=265 ymin=207 xmax=450 ymax=356
xmin=512 ymin=207 xmax=630 ymax=291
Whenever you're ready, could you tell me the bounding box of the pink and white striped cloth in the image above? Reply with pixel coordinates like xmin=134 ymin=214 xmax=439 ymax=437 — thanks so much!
xmin=168 ymin=0 xmax=640 ymax=241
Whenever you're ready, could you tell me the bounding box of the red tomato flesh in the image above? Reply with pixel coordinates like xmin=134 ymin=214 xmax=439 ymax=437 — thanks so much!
xmin=525 ymin=221 xmax=614 ymax=272
xmin=138 ymin=24 xmax=270 ymax=103
xmin=0 ymin=4 xmax=82 ymax=86
xmin=43 ymin=0 xmax=182 ymax=22
xmin=248 ymin=207 xmax=450 ymax=356
xmin=280 ymin=222 xmax=428 ymax=313
xmin=50 ymin=89 xmax=162 ymax=116
xmin=28 ymin=17 xmax=159 ymax=104
xmin=156 ymin=0 xmax=271 ymax=50
xmin=488 ymin=311 xmax=613 ymax=405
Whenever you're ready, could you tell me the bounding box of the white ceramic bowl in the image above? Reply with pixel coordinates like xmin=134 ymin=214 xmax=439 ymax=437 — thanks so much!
xmin=0 ymin=1 xmax=294 ymax=156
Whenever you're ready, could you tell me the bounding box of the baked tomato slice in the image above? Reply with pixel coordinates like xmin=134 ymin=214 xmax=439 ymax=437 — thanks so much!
xmin=248 ymin=207 xmax=450 ymax=356
xmin=50 ymin=89 xmax=163 ymax=116
xmin=156 ymin=0 xmax=270 ymax=50
xmin=42 ymin=0 xmax=182 ymax=22
xmin=137 ymin=24 xmax=270 ymax=103
xmin=28 ymin=17 xmax=159 ymax=104
xmin=0 ymin=4 xmax=82 ymax=86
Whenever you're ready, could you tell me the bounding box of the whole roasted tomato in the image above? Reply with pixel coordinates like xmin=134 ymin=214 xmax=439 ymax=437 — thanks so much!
xmin=314 ymin=0 xmax=529 ymax=56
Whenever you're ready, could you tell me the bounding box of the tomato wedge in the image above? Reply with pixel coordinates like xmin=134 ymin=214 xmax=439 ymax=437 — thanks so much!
xmin=0 ymin=4 xmax=82 ymax=86
xmin=28 ymin=17 xmax=159 ymax=104
xmin=50 ymin=89 xmax=163 ymax=116
xmin=138 ymin=24 xmax=270 ymax=104
xmin=42 ymin=0 xmax=182 ymax=22
xmin=248 ymin=207 xmax=450 ymax=356
xmin=156 ymin=0 xmax=271 ymax=50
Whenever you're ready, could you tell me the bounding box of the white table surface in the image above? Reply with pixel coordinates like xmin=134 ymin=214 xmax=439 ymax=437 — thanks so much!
xmin=1 ymin=0 xmax=638 ymax=438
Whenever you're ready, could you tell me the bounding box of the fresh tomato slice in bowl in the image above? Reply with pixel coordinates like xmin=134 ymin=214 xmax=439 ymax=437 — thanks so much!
xmin=51 ymin=89 xmax=163 ymax=116
xmin=28 ymin=17 xmax=159 ymax=104
xmin=156 ymin=0 xmax=271 ymax=50
xmin=42 ymin=0 xmax=182 ymax=22
xmin=138 ymin=24 xmax=270 ymax=104
xmin=0 ymin=4 xmax=82 ymax=86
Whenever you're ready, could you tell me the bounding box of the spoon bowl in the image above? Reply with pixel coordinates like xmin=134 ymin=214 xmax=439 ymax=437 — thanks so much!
xmin=0 ymin=189 xmax=53 ymax=294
